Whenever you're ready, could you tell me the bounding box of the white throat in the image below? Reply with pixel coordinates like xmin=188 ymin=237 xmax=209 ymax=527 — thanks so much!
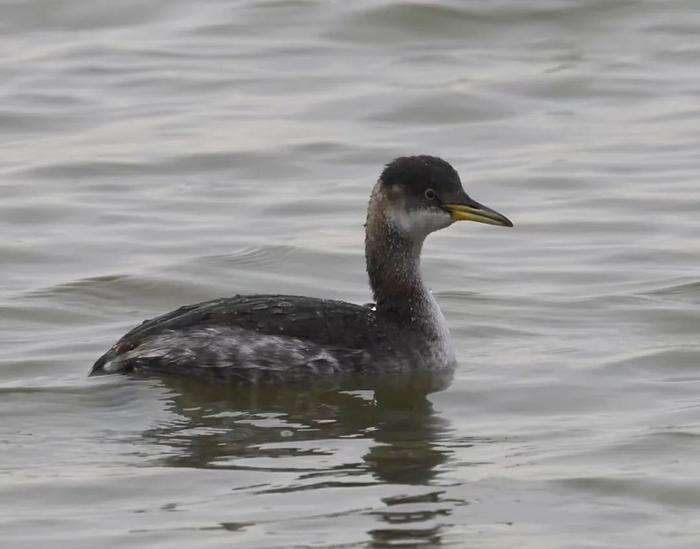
xmin=388 ymin=205 xmax=452 ymax=241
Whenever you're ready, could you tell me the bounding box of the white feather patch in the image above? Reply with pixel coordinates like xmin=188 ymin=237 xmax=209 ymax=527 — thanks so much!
xmin=388 ymin=206 xmax=452 ymax=239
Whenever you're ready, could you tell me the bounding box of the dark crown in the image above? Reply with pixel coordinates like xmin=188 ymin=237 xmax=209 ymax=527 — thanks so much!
xmin=380 ymin=155 xmax=462 ymax=194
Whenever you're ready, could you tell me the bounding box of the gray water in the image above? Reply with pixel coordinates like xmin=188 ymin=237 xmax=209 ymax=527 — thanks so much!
xmin=2 ymin=1 xmax=700 ymax=547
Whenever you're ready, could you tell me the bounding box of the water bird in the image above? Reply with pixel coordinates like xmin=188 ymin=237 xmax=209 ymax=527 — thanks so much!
xmin=90 ymin=156 xmax=512 ymax=384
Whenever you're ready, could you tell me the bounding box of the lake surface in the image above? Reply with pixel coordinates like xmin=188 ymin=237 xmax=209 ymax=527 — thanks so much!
xmin=2 ymin=0 xmax=700 ymax=547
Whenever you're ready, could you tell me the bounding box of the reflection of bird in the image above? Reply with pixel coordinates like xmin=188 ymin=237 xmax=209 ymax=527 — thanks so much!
xmin=90 ymin=156 xmax=512 ymax=383
xmin=142 ymin=376 xmax=449 ymax=484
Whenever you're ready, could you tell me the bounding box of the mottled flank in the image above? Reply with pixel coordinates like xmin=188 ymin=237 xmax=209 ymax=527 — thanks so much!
xmin=90 ymin=294 xmax=455 ymax=384
xmin=97 ymin=326 xmax=359 ymax=383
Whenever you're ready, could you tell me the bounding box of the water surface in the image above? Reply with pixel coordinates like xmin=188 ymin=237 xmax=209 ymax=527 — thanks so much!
xmin=2 ymin=1 xmax=700 ymax=547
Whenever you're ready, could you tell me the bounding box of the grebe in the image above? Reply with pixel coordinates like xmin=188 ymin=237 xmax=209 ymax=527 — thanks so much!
xmin=90 ymin=156 xmax=512 ymax=383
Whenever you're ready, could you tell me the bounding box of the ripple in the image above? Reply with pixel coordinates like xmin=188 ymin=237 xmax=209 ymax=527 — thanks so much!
xmin=642 ymin=280 xmax=700 ymax=303
xmin=0 ymin=109 xmax=89 ymax=133
xmin=332 ymin=0 xmax=638 ymax=44
xmin=0 ymin=0 xmax=174 ymax=33
xmin=14 ymin=149 xmax=305 ymax=180
xmin=200 ymin=245 xmax=300 ymax=268
xmin=370 ymin=91 xmax=515 ymax=125
xmin=603 ymin=347 xmax=700 ymax=382
xmin=3 ymin=0 xmax=700 ymax=546
xmin=556 ymin=477 xmax=700 ymax=509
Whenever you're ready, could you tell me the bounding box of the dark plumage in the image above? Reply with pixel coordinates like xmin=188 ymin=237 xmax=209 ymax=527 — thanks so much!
xmin=90 ymin=156 xmax=512 ymax=384
xmin=91 ymin=295 xmax=423 ymax=383
xmin=381 ymin=155 xmax=461 ymax=194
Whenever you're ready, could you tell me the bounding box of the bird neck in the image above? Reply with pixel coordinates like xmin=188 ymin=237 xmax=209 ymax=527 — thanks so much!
xmin=364 ymin=184 xmax=430 ymax=316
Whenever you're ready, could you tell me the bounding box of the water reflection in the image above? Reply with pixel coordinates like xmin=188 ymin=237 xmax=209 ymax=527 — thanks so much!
xmin=142 ymin=375 xmax=456 ymax=546
xmin=146 ymin=376 xmax=451 ymax=481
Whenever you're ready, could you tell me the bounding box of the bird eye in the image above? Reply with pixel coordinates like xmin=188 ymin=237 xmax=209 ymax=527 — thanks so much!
xmin=424 ymin=188 xmax=437 ymax=200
